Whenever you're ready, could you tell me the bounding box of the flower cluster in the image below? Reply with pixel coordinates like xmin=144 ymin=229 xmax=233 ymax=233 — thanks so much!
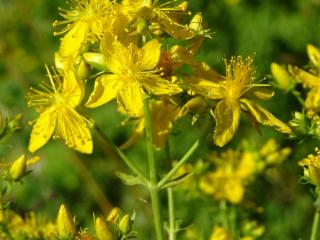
xmin=26 ymin=0 xmax=291 ymax=154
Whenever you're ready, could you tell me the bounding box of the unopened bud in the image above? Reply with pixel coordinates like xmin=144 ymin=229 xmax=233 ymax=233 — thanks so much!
xmin=57 ymin=204 xmax=76 ymax=238
xmin=7 ymin=114 xmax=23 ymax=133
xmin=107 ymin=207 xmax=121 ymax=223
xmin=270 ymin=63 xmax=295 ymax=91
xmin=95 ymin=217 xmax=117 ymax=240
xmin=181 ymin=96 xmax=208 ymax=116
xmin=119 ymin=214 xmax=131 ymax=234
xmin=136 ymin=19 xmax=147 ymax=34
xmin=9 ymin=155 xmax=26 ymax=181
xmin=307 ymin=44 xmax=320 ymax=69
xmin=77 ymin=60 xmax=90 ymax=79
xmin=308 ymin=166 xmax=320 ymax=186
xmin=149 ymin=22 xmax=163 ymax=36
xmin=83 ymin=52 xmax=107 ymax=71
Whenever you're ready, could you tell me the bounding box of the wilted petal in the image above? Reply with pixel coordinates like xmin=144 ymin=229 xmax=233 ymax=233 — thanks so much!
xmin=243 ymin=85 xmax=274 ymax=100
xmin=290 ymin=66 xmax=320 ymax=88
xmin=213 ymin=100 xmax=241 ymax=147
xmin=240 ymin=98 xmax=292 ymax=134
xmin=185 ymin=77 xmax=224 ymax=99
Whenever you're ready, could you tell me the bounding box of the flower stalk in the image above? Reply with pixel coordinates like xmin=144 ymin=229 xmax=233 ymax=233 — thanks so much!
xmin=311 ymin=188 xmax=320 ymax=240
xmin=144 ymin=96 xmax=164 ymax=240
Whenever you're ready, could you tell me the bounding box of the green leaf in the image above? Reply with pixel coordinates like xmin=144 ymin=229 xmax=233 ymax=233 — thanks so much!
xmin=160 ymin=172 xmax=193 ymax=189
xmin=116 ymin=171 xmax=147 ymax=186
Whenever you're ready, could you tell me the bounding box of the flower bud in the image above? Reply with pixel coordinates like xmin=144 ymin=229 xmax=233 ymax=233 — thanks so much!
xmin=181 ymin=96 xmax=208 ymax=116
xmin=136 ymin=19 xmax=147 ymax=34
xmin=119 ymin=214 xmax=131 ymax=234
xmin=83 ymin=52 xmax=107 ymax=71
xmin=270 ymin=63 xmax=295 ymax=91
xmin=148 ymin=22 xmax=163 ymax=36
xmin=307 ymin=44 xmax=320 ymax=69
xmin=77 ymin=60 xmax=90 ymax=79
xmin=57 ymin=204 xmax=76 ymax=238
xmin=9 ymin=155 xmax=26 ymax=181
xmin=95 ymin=217 xmax=117 ymax=240
xmin=7 ymin=114 xmax=23 ymax=134
xmin=299 ymin=149 xmax=320 ymax=186
xmin=107 ymin=207 xmax=121 ymax=223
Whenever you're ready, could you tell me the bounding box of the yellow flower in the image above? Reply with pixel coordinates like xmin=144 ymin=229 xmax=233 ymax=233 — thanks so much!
xmin=298 ymin=148 xmax=320 ymax=186
xmin=53 ymin=0 xmax=114 ymax=57
xmin=199 ymin=149 xmax=256 ymax=204
xmin=120 ymin=98 xmax=181 ymax=149
xmin=186 ymin=56 xmax=291 ymax=147
xmin=210 ymin=226 xmax=232 ymax=240
xmin=290 ymin=44 xmax=320 ymax=112
xmin=28 ymin=66 xmax=93 ymax=154
xmin=86 ymin=33 xmax=182 ymax=117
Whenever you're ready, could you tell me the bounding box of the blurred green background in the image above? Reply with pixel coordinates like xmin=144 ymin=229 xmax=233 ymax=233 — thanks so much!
xmin=1 ymin=0 xmax=320 ymax=239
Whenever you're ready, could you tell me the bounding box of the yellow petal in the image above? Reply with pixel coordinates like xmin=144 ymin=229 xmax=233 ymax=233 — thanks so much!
xmin=29 ymin=109 xmax=57 ymax=153
xmin=142 ymin=76 xmax=182 ymax=95
xmin=290 ymin=66 xmax=320 ymax=88
xmin=59 ymin=22 xmax=87 ymax=57
xmin=141 ymin=39 xmax=161 ymax=70
xmin=56 ymin=107 xmax=93 ymax=154
xmin=185 ymin=77 xmax=224 ymax=99
xmin=240 ymin=99 xmax=292 ymax=134
xmin=101 ymin=32 xmax=123 ymax=74
xmin=86 ymin=74 xmax=121 ymax=108
xmin=117 ymin=81 xmax=144 ymax=117
xmin=213 ymin=100 xmax=241 ymax=147
xmin=307 ymin=44 xmax=320 ymax=68
xmin=63 ymin=70 xmax=83 ymax=107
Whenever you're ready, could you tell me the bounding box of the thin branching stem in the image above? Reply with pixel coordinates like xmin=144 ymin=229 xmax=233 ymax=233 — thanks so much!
xmin=95 ymin=125 xmax=148 ymax=184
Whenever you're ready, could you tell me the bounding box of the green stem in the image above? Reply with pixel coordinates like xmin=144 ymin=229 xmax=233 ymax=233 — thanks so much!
xmin=167 ymin=188 xmax=176 ymax=240
xmin=95 ymin=126 xmax=148 ymax=184
xmin=144 ymin=96 xmax=164 ymax=240
xmin=311 ymin=208 xmax=320 ymax=240
xmin=158 ymin=139 xmax=200 ymax=188
xmin=292 ymin=90 xmax=305 ymax=106
xmin=158 ymin=121 xmax=209 ymax=188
